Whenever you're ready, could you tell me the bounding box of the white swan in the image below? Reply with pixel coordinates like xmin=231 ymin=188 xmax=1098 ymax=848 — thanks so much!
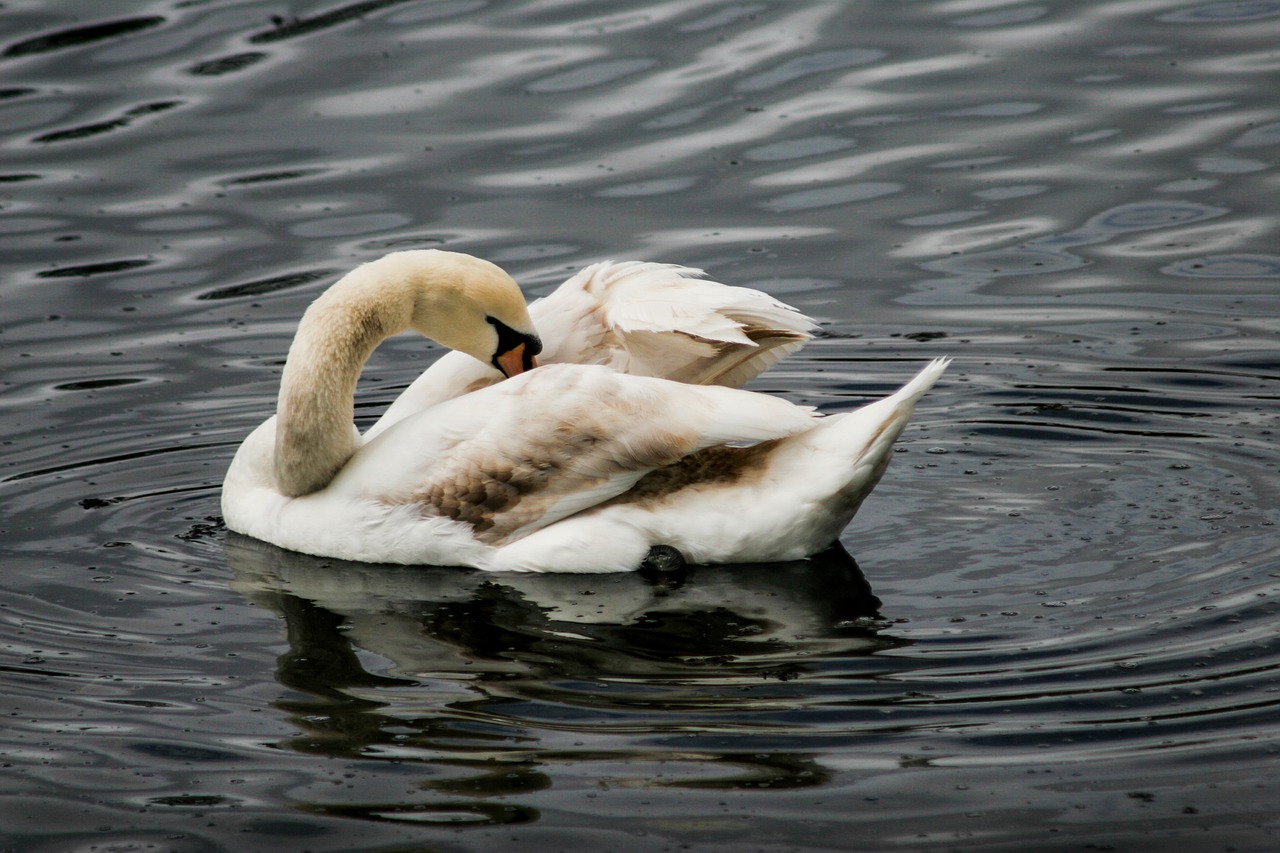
xmin=221 ymin=250 xmax=949 ymax=573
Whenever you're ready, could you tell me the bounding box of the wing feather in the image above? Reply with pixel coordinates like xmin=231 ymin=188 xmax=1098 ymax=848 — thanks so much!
xmin=344 ymin=365 xmax=816 ymax=546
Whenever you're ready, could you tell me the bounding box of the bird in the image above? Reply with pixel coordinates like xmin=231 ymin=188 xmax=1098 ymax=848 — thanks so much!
xmin=221 ymin=249 xmax=948 ymax=573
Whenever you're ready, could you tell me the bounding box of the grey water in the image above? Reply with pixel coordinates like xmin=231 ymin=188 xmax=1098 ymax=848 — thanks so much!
xmin=2 ymin=1 xmax=1279 ymax=850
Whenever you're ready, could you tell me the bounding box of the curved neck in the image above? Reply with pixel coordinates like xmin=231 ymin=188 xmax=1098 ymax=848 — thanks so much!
xmin=273 ymin=267 xmax=412 ymax=497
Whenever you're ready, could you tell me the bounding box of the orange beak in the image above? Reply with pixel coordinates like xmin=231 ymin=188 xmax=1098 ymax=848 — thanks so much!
xmin=495 ymin=342 xmax=537 ymax=378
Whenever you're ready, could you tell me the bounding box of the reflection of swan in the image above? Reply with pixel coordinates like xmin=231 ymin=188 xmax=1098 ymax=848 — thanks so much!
xmin=225 ymin=534 xmax=904 ymax=803
xmin=222 ymin=250 xmax=948 ymax=571
xmin=225 ymin=533 xmax=898 ymax=688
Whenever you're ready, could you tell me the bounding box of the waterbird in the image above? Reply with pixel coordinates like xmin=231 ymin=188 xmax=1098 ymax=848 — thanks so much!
xmin=222 ymin=249 xmax=948 ymax=572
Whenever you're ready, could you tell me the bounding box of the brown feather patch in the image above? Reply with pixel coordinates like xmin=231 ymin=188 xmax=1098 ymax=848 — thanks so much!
xmin=381 ymin=377 xmax=703 ymax=545
xmin=606 ymin=439 xmax=781 ymax=510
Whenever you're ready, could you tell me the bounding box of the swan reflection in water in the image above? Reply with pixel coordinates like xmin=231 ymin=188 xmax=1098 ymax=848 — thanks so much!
xmin=225 ymin=536 xmax=908 ymax=825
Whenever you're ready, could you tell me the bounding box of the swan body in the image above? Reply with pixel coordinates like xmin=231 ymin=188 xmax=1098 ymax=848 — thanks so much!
xmin=221 ymin=249 xmax=948 ymax=573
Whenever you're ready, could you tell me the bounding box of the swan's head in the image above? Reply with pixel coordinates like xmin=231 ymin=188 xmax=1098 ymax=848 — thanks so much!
xmin=381 ymin=250 xmax=542 ymax=377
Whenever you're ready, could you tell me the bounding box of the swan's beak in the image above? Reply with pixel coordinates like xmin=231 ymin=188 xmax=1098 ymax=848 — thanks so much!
xmin=495 ymin=342 xmax=538 ymax=378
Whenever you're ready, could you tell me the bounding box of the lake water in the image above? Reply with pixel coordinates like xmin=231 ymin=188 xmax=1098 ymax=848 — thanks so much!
xmin=2 ymin=1 xmax=1279 ymax=850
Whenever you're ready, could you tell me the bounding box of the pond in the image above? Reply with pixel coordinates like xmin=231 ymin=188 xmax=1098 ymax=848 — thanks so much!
xmin=2 ymin=1 xmax=1278 ymax=850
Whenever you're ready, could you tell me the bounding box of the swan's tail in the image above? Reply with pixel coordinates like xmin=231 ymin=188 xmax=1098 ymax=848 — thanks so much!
xmin=816 ymin=356 xmax=950 ymax=462
xmin=781 ymin=357 xmax=950 ymax=544
xmin=857 ymin=355 xmax=950 ymax=425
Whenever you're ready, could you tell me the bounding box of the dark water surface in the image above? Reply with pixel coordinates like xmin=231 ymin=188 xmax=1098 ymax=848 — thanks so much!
xmin=3 ymin=1 xmax=1279 ymax=850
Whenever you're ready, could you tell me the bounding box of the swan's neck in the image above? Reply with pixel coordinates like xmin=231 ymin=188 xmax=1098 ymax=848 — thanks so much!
xmin=273 ymin=268 xmax=412 ymax=497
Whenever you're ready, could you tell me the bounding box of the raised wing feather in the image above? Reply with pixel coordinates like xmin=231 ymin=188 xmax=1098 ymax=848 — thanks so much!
xmin=535 ymin=261 xmax=816 ymax=384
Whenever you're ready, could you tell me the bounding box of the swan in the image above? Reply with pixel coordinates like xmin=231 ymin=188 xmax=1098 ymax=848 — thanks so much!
xmin=221 ymin=249 xmax=949 ymax=573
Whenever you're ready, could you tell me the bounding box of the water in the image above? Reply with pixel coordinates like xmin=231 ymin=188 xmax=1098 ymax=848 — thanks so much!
xmin=2 ymin=0 xmax=1279 ymax=850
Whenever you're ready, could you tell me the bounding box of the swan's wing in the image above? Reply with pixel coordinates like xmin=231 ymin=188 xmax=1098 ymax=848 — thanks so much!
xmin=533 ymin=261 xmax=816 ymax=386
xmin=364 ymin=261 xmax=815 ymax=441
xmin=339 ymin=364 xmax=817 ymax=547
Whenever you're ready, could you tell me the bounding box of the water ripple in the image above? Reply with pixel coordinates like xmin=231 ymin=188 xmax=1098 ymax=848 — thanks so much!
xmin=3 ymin=16 xmax=166 ymax=58
xmin=1161 ymin=1 xmax=1280 ymax=23
xmin=31 ymin=99 xmax=184 ymax=144
xmin=186 ymin=51 xmax=268 ymax=77
xmin=1162 ymin=253 xmax=1280 ymax=277
xmin=247 ymin=0 xmax=419 ymax=44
